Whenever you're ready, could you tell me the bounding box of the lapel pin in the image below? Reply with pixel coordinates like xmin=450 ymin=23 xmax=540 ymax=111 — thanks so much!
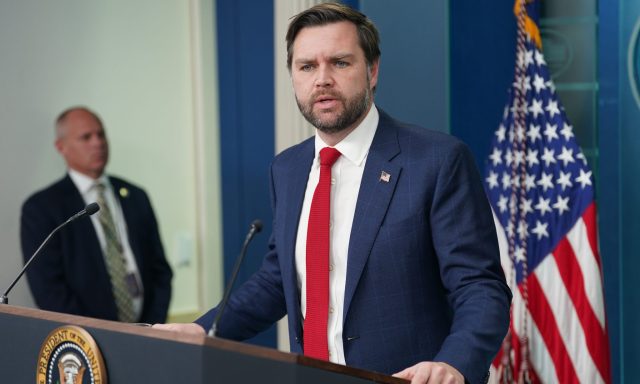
xmin=119 ymin=187 xmax=129 ymax=198
xmin=379 ymin=171 xmax=391 ymax=183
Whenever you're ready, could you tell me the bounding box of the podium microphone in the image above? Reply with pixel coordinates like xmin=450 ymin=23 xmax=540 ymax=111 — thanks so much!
xmin=0 ymin=203 xmax=100 ymax=305
xmin=208 ymin=219 xmax=263 ymax=337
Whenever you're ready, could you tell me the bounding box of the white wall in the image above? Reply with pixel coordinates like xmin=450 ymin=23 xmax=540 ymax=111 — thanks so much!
xmin=0 ymin=0 xmax=222 ymax=319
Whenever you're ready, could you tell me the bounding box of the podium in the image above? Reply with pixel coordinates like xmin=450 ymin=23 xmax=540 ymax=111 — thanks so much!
xmin=0 ymin=305 xmax=404 ymax=383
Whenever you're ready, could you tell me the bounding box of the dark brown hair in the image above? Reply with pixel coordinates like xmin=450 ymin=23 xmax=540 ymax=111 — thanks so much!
xmin=285 ymin=2 xmax=381 ymax=70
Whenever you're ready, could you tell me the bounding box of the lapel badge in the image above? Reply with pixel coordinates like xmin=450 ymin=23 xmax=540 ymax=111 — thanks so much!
xmin=119 ymin=187 xmax=129 ymax=198
xmin=379 ymin=171 xmax=391 ymax=183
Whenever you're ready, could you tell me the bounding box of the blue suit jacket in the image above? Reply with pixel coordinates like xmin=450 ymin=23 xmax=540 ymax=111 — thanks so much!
xmin=20 ymin=175 xmax=172 ymax=323
xmin=196 ymin=111 xmax=511 ymax=383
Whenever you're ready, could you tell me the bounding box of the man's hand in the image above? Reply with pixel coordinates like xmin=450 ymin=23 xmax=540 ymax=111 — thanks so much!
xmin=393 ymin=361 xmax=464 ymax=384
xmin=152 ymin=323 xmax=206 ymax=335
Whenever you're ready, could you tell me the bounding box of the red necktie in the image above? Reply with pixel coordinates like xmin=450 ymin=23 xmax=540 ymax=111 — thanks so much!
xmin=304 ymin=147 xmax=341 ymax=360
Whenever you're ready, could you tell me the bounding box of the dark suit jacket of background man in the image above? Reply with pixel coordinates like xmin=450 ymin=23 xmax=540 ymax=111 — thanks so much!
xmin=195 ymin=110 xmax=512 ymax=384
xmin=20 ymin=175 xmax=173 ymax=323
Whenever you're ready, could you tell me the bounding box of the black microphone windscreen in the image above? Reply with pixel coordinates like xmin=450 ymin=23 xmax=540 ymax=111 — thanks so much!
xmin=251 ymin=219 xmax=263 ymax=233
xmin=85 ymin=202 xmax=100 ymax=216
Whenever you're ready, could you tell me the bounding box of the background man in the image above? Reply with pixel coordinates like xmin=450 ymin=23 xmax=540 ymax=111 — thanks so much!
xmin=21 ymin=106 xmax=172 ymax=323
xmin=156 ymin=3 xmax=511 ymax=383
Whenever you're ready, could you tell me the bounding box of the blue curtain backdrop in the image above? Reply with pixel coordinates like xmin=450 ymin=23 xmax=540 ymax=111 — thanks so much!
xmin=216 ymin=0 xmax=276 ymax=348
xmin=607 ymin=1 xmax=640 ymax=382
xmin=598 ymin=0 xmax=621 ymax=382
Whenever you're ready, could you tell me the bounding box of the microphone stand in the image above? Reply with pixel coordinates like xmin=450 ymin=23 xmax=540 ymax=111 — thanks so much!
xmin=1 ymin=203 xmax=100 ymax=305
xmin=208 ymin=220 xmax=262 ymax=337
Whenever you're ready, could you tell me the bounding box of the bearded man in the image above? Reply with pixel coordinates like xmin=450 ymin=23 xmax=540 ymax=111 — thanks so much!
xmin=155 ymin=3 xmax=510 ymax=383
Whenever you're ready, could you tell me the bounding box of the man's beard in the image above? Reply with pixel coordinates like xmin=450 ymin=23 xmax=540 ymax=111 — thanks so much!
xmin=296 ymin=84 xmax=371 ymax=134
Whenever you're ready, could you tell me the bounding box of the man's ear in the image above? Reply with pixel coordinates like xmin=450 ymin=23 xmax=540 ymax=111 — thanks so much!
xmin=54 ymin=138 xmax=64 ymax=155
xmin=368 ymin=59 xmax=380 ymax=90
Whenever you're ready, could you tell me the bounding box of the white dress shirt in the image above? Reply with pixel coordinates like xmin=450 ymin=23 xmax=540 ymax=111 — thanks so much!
xmin=68 ymin=169 xmax=144 ymax=319
xmin=295 ymin=105 xmax=379 ymax=364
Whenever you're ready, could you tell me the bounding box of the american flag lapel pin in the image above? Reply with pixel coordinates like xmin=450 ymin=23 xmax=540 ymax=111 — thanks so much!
xmin=379 ymin=171 xmax=391 ymax=183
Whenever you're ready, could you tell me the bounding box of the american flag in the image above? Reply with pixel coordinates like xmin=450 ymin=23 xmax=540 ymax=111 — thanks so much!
xmin=485 ymin=1 xmax=611 ymax=383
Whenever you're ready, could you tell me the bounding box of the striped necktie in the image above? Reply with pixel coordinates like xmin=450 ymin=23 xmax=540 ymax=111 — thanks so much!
xmin=95 ymin=183 xmax=136 ymax=322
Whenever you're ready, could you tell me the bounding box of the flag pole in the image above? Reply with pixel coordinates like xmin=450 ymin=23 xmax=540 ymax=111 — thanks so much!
xmin=513 ymin=1 xmax=532 ymax=383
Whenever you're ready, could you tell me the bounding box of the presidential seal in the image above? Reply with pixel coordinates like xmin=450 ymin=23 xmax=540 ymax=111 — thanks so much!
xmin=37 ymin=325 xmax=107 ymax=384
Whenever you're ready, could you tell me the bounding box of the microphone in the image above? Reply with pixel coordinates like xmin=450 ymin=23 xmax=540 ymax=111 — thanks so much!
xmin=70 ymin=202 xmax=100 ymax=221
xmin=0 ymin=203 xmax=101 ymax=305
xmin=208 ymin=219 xmax=263 ymax=337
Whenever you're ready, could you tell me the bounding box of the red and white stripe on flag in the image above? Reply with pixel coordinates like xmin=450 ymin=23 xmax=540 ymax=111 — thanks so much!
xmin=489 ymin=203 xmax=610 ymax=383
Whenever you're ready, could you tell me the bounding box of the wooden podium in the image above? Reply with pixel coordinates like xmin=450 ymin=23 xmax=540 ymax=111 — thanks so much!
xmin=0 ymin=305 xmax=404 ymax=383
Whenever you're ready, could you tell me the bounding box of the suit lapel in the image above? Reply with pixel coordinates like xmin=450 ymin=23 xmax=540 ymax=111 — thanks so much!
xmin=281 ymin=140 xmax=315 ymax=338
xmin=343 ymin=114 xmax=402 ymax=322
xmin=282 ymin=143 xmax=315 ymax=260
xmin=60 ymin=175 xmax=86 ymax=213
xmin=60 ymin=175 xmax=104 ymax=265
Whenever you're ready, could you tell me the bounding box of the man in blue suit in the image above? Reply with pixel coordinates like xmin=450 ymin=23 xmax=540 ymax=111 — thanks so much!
xmin=156 ymin=3 xmax=510 ymax=383
xmin=21 ymin=107 xmax=172 ymax=323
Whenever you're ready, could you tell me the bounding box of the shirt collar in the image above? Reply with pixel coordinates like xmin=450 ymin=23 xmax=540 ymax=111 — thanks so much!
xmin=68 ymin=169 xmax=110 ymax=194
xmin=314 ymin=104 xmax=379 ymax=166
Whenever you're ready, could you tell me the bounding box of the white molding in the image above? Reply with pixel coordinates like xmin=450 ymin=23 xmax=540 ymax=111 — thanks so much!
xmin=189 ymin=0 xmax=224 ymax=310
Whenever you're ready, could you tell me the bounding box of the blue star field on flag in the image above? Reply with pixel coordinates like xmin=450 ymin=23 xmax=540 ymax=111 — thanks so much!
xmin=483 ymin=37 xmax=594 ymax=286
